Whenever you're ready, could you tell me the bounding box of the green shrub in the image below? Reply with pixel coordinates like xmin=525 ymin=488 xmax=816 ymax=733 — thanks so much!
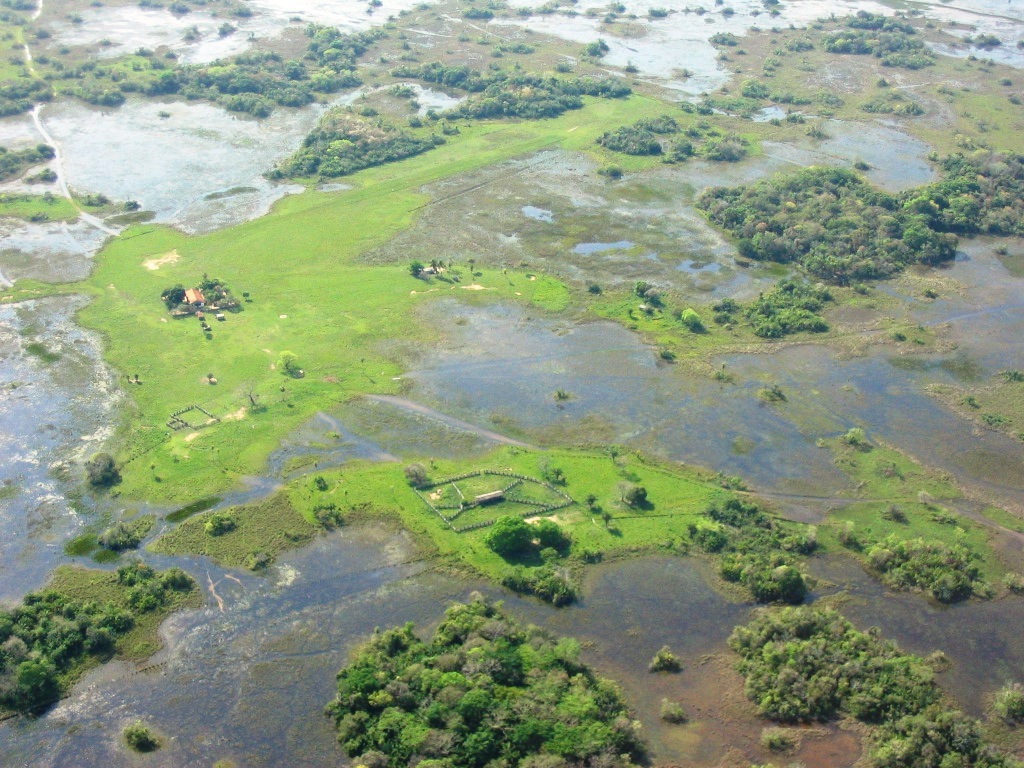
xmin=648 ymin=645 xmax=681 ymax=673
xmin=204 ymin=512 xmax=236 ymax=536
xmin=123 ymin=721 xmax=160 ymax=752
xmin=993 ymin=683 xmax=1024 ymax=722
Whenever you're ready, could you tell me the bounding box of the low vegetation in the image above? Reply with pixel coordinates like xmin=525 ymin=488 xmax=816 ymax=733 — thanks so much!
xmin=326 ymin=597 xmax=646 ymax=768
xmin=149 ymin=494 xmax=321 ymax=570
xmin=0 ymin=143 xmax=53 ymax=181
xmin=98 ymin=514 xmax=155 ymax=552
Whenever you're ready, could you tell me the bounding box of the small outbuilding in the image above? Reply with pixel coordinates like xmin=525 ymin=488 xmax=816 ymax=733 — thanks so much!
xmin=185 ymin=288 xmax=206 ymax=306
xmin=474 ymin=490 xmax=505 ymax=505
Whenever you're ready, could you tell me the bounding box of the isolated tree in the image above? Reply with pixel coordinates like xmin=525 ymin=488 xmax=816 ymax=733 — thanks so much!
xmin=404 ymin=463 xmax=428 ymax=487
xmin=85 ymin=453 xmax=120 ymax=488
xmin=485 ymin=516 xmax=533 ymax=558
xmin=278 ymin=351 xmax=300 ymax=376
xmin=620 ymin=483 xmax=647 ymax=507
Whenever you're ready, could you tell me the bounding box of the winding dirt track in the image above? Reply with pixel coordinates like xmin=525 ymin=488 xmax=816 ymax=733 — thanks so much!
xmin=365 ymin=394 xmax=533 ymax=448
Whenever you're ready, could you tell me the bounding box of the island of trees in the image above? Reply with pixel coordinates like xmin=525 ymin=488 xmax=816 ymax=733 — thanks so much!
xmin=327 ymin=597 xmax=646 ymax=768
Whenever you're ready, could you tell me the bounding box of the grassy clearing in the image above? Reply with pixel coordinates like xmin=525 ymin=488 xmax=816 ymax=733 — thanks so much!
xmin=72 ymin=96 xmax=659 ymax=504
xmin=150 ymin=446 xmax=727 ymax=583
xmin=826 ymin=436 xmax=961 ymax=502
xmin=0 ymin=193 xmax=77 ymax=222
xmin=45 ymin=564 xmax=202 ymax=659
xmin=149 ymin=494 xmax=321 ymax=569
xmin=819 ymin=437 xmax=1010 ymax=584
xmin=929 ymin=375 xmax=1024 ymax=443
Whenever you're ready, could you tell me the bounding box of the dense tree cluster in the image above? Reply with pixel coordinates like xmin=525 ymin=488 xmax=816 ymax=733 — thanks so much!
xmin=710 ymin=280 xmax=832 ymax=338
xmin=909 ymin=151 xmax=1024 ymax=237
xmin=597 ymin=115 xmax=748 ymax=163
xmin=390 ymin=64 xmax=631 ymax=120
xmin=596 ymin=115 xmax=679 ymax=156
xmin=484 ymin=517 xmax=576 ymax=606
xmin=730 ymin=607 xmax=1020 ymax=768
xmin=866 ymin=535 xmax=984 ymax=602
xmin=484 ymin=516 xmax=571 ymax=559
xmin=697 ymin=167 xmax=957 ymax=284
xmin=690 ymin=499 xmax=814 ymax=604
xmin=730 ymin=606 xmax=937 ymax=723
xmin=501 ymin=565 xmax=577 ymax=606
xmin=823 ymin=12 xmax=935 ymax=69
xmin=326 ymin=598 xmax=646 ymax=768
xmin=0 ymin=562 xmax=195 ymax=713
xmin=0 ymin=143 xmax=54 ymax=181
xmin=271 ymin=111 xmax=444 ymax=179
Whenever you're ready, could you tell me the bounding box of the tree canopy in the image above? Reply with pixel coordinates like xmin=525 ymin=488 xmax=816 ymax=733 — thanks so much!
xmin=326 ymin=598 xmax=646 ymax=768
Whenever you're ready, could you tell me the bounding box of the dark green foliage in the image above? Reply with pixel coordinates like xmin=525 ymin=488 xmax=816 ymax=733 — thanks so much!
xmin=161 ymin=284 xmax=187 ymax=308
xmin=733 ymin=608 xmax=1022 ymax=766
xmin=204 ymin=512 xmax=236 ymax=536
xmin=697 ymin=167 xmax=957 ymax=284
xmin=866 ymin=535 xmax=983 ymax=602
xmin=502 ymin=565 xmax=577 ymax=606
xmin=620 ymin=484 xmax=647 ymax=507
xmin=597 ymin=115 xmax=678 ymax=155
xmin=0 ymin=77 xmax=52 ymax=118
xmin=729 ymin=606 xmax=938 ymax=723
xmin=597 ymin=125 xmax=662 ymax=155
xmin=484 ymin=516 xmax=534 ymax=557
xmin=326 ymin=599 xmax=645 ymax=767
xmin=699 ymin=499 xmax=812 ymax=604
xmin=98 ymin=516 xmax=155 ymax=552
xmin=870 ymin=706 xmax=1020 ymax=768
xmin=391 ymin=64 xmax=630 ymax=120
xmin=272 ymin=111 xmax=444 ymax=179
xmin=909 ymin=152 xmax=1024 ymax=237
xmin=823 ymin=13 xmax=935 ymax=69
xmin=992 ymin=683 xmax=1024 ymax=723
xmin=648 ymin=645 xmax=681 ymax=673
xmin=123 ymin=721 xmax=160 ymax=752
xmin=744 ymin=280 xmax=832 ymax=338
xmin=0 ymin=564 xmax=195 ymax=713
xmin=51 ymin=27 xmax=381 ymax=116
xmin=85 ymin=453 xmax=121 ymax=488
xmin=534 ymin=519 xmax=571 ymax=554
xmin=485 ymin=516 xmax=571 ymax=560
xmin=0 ymin=144 xmax=54 ymax=181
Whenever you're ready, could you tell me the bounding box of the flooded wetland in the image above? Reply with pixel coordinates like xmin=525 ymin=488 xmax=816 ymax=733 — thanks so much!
xmin=1 ymin=0 xmax=1024 ymax=765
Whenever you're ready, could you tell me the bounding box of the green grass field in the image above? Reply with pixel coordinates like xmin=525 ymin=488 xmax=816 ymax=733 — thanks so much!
xmin=72 ymin=96 xmax=669 ymax=503
xmin=0 ymin=193 xmax=77 ymax=222
xmin=150 ymin=445 xmax=730 ymax=581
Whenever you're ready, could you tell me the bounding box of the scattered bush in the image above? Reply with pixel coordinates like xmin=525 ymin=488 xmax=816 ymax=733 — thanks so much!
xmin=648 ymin=645 xmax=681 ymax=673
xmin=660 ymin=699 xmax=688 ymax=723
xmin=992 ymin=682 xmax=1024 ymax=723
xmin=204 ymin=512 xmax=236 ymax=536
xmin=123 ymin=722 xmax=160 ymax=752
